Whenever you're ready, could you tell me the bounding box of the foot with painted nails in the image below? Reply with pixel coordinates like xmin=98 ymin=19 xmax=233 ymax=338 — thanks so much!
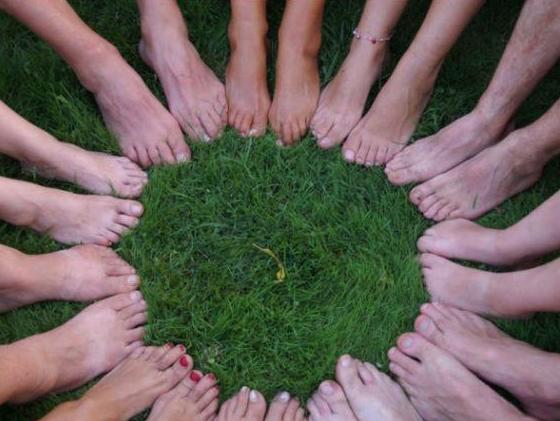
xmin=307 ymin=380 xmax=357 ymax=421
xmin=388 ymin=333 xmax=532 ymax=421
xmin=217 ymin=386 xmax=267 ymax=421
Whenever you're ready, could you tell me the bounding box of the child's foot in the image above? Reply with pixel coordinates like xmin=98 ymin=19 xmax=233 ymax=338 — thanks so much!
xmin=147 ymin=369 xmax=219 ymax=421
xmin=307 ymin=381 xmax=358 ymax=421
xmin=416 ymin=303 xmax=560 ymax=421
xmin=265 ymin=392 xmax=306 ymax=421
xmin=334 ymin=355 xmax=421 ymax=421
xmin=0 ymin=244 xmax=139 ymax=311
xmin=388 ymin=333 xmax=529 ymax=421
xmin=7 ymin=292 xmax=147 ymax=403
xmin=311 ymin=41 xmax=387 ymax=149
xmin=216 ymin=387 xmax=267 ymax=421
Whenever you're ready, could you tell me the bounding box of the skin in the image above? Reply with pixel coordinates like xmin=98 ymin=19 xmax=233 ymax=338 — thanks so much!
xmin=342 ymin=0 xmax=485 ymax=167
xmin=0 ymin=292 xmax=146 ymax=404
xmin=307 ymin=381 xmax=358 ymax=421
xmin=0 ymin=101 xmax=148 ymax=198
xmin=137 ymin=0 xmax=227 ymax=144
xmin=0 ymin=0 xmax=190 ymax=168
xmin=311 ymin=0 xmax=408 ymax=150
xmin=0 ymin=176 xmax=143 ymax=246
xmin=386 ymin=0 xmax=560 ymax=185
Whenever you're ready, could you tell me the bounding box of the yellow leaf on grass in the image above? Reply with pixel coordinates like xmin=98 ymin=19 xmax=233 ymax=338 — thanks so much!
xmin=253 ymin=244 xmax=286 ymax=283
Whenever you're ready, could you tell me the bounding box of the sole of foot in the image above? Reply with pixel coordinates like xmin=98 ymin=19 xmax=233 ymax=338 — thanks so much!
xmin=415 ymin=303 xmax=560 ymax=421
xmin=216 ymin=387 xmax=267 ymax=421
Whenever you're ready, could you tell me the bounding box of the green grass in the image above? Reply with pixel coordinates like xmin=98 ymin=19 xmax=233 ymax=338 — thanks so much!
xmin=1 ymin=0 xmax=560 ymax=419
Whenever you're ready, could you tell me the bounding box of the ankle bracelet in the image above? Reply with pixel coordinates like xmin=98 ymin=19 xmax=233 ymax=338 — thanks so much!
xmin=352 ymin=28 xmax=392 ymax=44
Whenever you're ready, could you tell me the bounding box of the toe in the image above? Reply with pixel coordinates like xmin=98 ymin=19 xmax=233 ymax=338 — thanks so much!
xmin=134 ymin=146 xmax=151 ymax=169
xmin=356 ymin=361 xmax=376 ymax=385
xmin=104 ymin=290 xmax=142 ymax=310
xmin=249 ymin=112 xmax=268 ymax=137
xmin=387 ymin=347 xmax=419 ymax=376
xmin=118 ymin=200 xmax=144 ymax=217
xmin=114 ymin=274 xmax=140 ymax=291
xmin=126 ymin=326 xmax=146 ymax=344
xmin=157 ymin=142 xmax=177 ymax=165
xmin=317 ymin=381 xmax=356 ymax=419
xmin=283 ymin=398 xmax=302 ymax=420
xmin=237 ymin=112 xmax=253 ymax=137
xmin=157 ymin=345 xmax=188 ymax=370
xmin=265 ymin=391 xmax=291 ymax=420
xmin=424 ymin=199 xmax=448 ymax=220
xmin=342 ymin=132 xmax=361 ymax=163
xmin=232 ymin=386 xmax=250 ymax=418
xmin=434 ymin=203 xmax=457 ymax=222
xmin=190 ymin=374 xmax=218 ymax=402
xmin=246 ymin=390 xmax=267 ymax=419
xmin=410 ymin=183 xmax=434 ymax=206
xmin=355 ymin=143 xmax=369 ymax=165
xmin=119 ymin=297 xmax=147 ymax=321
xmin=415 ymin=314 xmax=444 ymax=346
xmin=148 ymin=147 xmax=163 ymax=166
xmin=167 ymin=129 xmax=191 ymax=163
xmin=365 ymin=146 xmax=377 ymax=167
xmin=335 ymin=355 xmax=361 ymax=390
xmin=124 ymin=310 xmax=147 ymax=329
xmin=397 ymin=333 xmax=434 ymax=361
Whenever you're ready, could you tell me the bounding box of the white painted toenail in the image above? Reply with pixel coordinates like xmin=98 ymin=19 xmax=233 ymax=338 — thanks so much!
xmin=340 ymin=355 xmax=352 ymax=367
xmin=249 ymin=128 xmax=257 ymax=136
xmin=132 ymin=204 xmax=142 ymax=214
xmin=320 ymin=139 xmax=330 ymax=147
xmin=177 ymin=154 xmax=189 ymax=162
xmin=241 ymin=386 xmax=249 ymax=393
xmin=320 ymin=382 xmax=334 ymax=395
xmin=276 ymin=139 xmax=284 ymax=146
xmin=203 ymin=134 xmax=211 ymax=143
xmin=249 ymin=390 xmax=258 ymax=402
xmin=278 ymin=391 xmax=290 ymax=402
xmin=130 ymin=291 xmax=141 ymax=301
xmin=344 ymin=150 xmax=355 ymax=161
xmin=128 ymin=275 xmax=138 ymax=286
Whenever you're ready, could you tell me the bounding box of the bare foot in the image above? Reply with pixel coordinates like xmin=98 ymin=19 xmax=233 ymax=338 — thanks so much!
xmin=226 ymin=22 xmax=270 ymax=137
xmin=307 ymin=381 xmax=358 ymax=421
xmin=342 ymin=57 xmax=439 ymax=166
xmin=311 ymin=42 xmax=387 ymax=149
xmin=217 ymin=387 xmax=267 ymax=421
xmin=410 ymin=131 xmax=544 ymax=221
xmin=265 ymin=392 xmax=306 ymax=421
xmin=0 ymin=244 xmax=139 ymax=311
xmin=6 ymin=292 xmax=147 ymax=404
xmin=416 ymin=303 xmax=560 ymax=421
xmin=388 ymin=333 xmax=531 ymax=421
xmin=334 ymin=355 xmax=420 ymax=421
xmin=386 ymin=111 xmax=513 ymax=185
xmin=148 ymin=370 xmax=219 ymax=421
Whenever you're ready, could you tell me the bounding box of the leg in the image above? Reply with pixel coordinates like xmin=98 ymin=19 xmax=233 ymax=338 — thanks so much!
xmin=0 ymin=0 xmax=190 ymax=168
xmin=387 ymin=0 xmax=560 ymax=184
xmin=0 ymin=101 xmax=147 ymax=198
xmin=420 ymin=253 xmax=560 ymax=318
xmin=41 ymin=345 xmax=191 ymax=421
xmin=226 ymin=0 xmax=271 ymax=138
xmin=311 ymin=0 xmax=408 ymax=150
xmin=138 ymin=0 xmax=227 ymax=143
xmin=343 ymin=0 xmax=485 ymax=166
xmin=215 ymin=387 xmax=267 ymax=421
xmin=416 ymin=303 xmax=560 ymax=420
xmin=410 ymin=98 xmax=560 ymax=221
xmin=418 ymin=190 xmax=560 ymax=266
xmin=268 ymin=0 xmax=325 ymax=146
xmin=0 ymin=293 xmax=146 ymax=405
xmin=0 ymin=177 xmax=143 ymax=246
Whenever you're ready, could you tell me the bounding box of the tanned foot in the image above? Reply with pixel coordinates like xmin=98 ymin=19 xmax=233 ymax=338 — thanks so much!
xmin=311 ymin=42 xmax=387 ymax=149
xmin=334 ymin=355 xmax=420 ymax=421
xmin=265 ymin=392 xmax=306 ymax=421
xmin=216 ymin=387 xmax=267 ymax=421
xmin=307 ymin=381 xmax=358 ymax=421
xmin=148 ymin=370 xmax=219 ymax=421
xmin=386 ymin=111 xmax=513 ymax=185
xmin=226 ymin=22 xmax=271 ymax=137
xmin=0 ymin=244 xmax=139 ymax=312
xmin=342 ymin=57 xmax=439 ymax=166
xmin=7 ymin=292 xmax=147 ymax=404
xmin=388 ymin=333 xmax=531 ymax=421
xmin=410 ymin=131 xmax=544 ymax=221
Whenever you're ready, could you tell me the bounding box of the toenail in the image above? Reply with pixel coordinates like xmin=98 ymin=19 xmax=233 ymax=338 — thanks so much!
xmin=249 ymin=128 xmax=257 ymax=136
xmin=177 ymin=154 xmax=189 ymax=162
xmin=319 ymin=139 xmax=329 ymax=147
xmin=344 ymin=150 xmax=355 ymax=161
xmin=190 ymin=372 xmax=202 ymax=382
xmin=165 ymin=342 xmax=174 ymax=349
xmin=131 ymin=204 xmax=143 ymax=214
xmin=278 ymin=391 xmax=290 ymax=402
xmin=208 ymin=373 xmax=216 ymax=380
xmin=180 ymin=356 xmax=189 ymax=367
xmin=276 ymin=139 xmax=284 ymax=146
xmin=130 ymin=291 xmax=141 ymax=301
xmin=178 ymin=344 xmax=185 ymax=352
xmin=241 ymin=386 xmax=249 ymax=393
xmin=340 ymin=355 xmax=352 ymax=367
xmin=419 ymin=319 xmax=431 ymax=332
xmin=402 ymin=338 xmax=413 ymax=349
xmin=388 ymin=347 xmax=397 ymax=356
xmin=203 ymin=134 xmax=211 ymax=143
xmin=127 ymin=275 xmax=138 ymax=286
xmin=320 ymin=382 xmax=334 ymax=395
xmin=249 ymin=390 xmax=258 ymax=402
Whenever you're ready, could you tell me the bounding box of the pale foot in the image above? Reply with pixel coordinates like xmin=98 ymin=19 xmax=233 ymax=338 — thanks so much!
xmin=0 ymin=244 xmax=139 ymax=312
xmin=386 ymin=111 xmax=513 ymax=185
xmin=7 ymin=292 xmax=147 ymax=403
xmin=416 ymin=303 xmax=560 ymax=421
xmin=410 ymin=131 xmax=544 ymax=221
xmin=388 ymin=333 xmax=531 ymax=421
xmin=307 ymin=381 xmax=358 ymax=421
xmin=334 ymin=355 xmax=420 ymax=421
xmin=216 ymin=387 xmax=267 ymax=421
xmin=311 ymin=42 xmax=387 ymax=149
xmin=265 ymin=392 xmax=306 ymax=421
xmin=148 ymin=370 xmax=219 ymax=421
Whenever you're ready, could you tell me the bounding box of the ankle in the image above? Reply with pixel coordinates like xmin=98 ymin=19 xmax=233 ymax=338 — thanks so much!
xmin=278 ymin=26 xmax=321 ymax=59
xmin=72 ymin=42 xmax=124 ymax=94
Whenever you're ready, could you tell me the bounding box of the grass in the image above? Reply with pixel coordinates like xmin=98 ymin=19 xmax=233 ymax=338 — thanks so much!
xmin=1 ymin=0 xmax=560 ymax=419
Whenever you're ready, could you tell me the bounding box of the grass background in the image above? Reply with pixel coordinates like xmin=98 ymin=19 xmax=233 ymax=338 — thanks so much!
xmin=1 ymin=0 xmax=559 ymax=419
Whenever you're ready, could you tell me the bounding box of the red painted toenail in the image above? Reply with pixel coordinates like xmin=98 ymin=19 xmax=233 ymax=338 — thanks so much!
xmin=180 ymin=356 xmax=189 ymax=367
xmin=166 ymin=342 xmax=174 ymax=349
xmin=178 ymin=344 xmax=185 ymax=352
xmin=190 ymin=372 xmax=202 ymax=382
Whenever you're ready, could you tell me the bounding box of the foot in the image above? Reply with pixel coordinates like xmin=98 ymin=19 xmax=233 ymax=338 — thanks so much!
xmin=216 ymin=387 xmax=267 ymax=421
xmin=334 ymin=355 xmax=420 ymax=421
xmin=307 ymin=381 xmax=358 ymax=421
xmin=265 ymin=392 xmax=306 ymax=421
xmin=311 ymin=41 xmax=387 ymax=149
xmin=388 ymin=333 xmax=530 ymax=421
xmin=410 ymin=131 xmax=544 ymax=221
xmin=7 ymin=292 xmax=147 ymax=403
xmin=416 ymin=303 xmax=560 ymax=421
xmin=385 ymin=111 xmax=513 ymax=185
xmin=0 ymin=244 xmax=139 ymax=311
xmin=226 ymin=22 xmax=271 ymax=137
xmin=342 ymin=56 xmax=439 ymax=166
xmin=147 ymin=370 xmax=219 ymax=421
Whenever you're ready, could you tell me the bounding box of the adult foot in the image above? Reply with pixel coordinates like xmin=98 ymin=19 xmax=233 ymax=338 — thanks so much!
xmin=265 ymin=392 xmax=306 ymax=421
xmin=307 ymin=381 xmax=358 ymax=421
xmin=334 ymin=355 xmax=420 ymax=421
xmin=216 ymin=387 xmax=267 ymax=421
xmin=410 ymin=131 xmax=544 ymax=221
xmin=386 ymin=111 xmax=512 ymax=185
xmin=0 ymin=244 xmax=139 ymax=312
xmin=388 ymin=333 xmax=530 ymax=421
xmin=416 ymin=303 xmax=560 ymax=421
xmin=226 ymin=21 xmax=270 ymax=137
xmin=7 ymin=292 xmax=147 ymax=403
xmin=342 ymin=56 xmax=439 ymax=166
xmin=311 ymin=41 xmax=387 ymax=149
xmin=147 ymin=369 xmax=219 ymax=421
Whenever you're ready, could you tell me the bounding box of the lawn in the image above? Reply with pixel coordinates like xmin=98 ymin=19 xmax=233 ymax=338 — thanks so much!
xmin=1 ymin=0 xmax=560 ymax=419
